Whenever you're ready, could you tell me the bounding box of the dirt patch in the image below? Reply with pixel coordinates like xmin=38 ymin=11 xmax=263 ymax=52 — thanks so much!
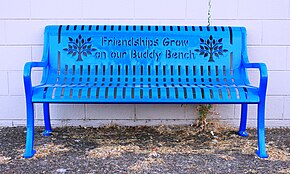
xmin=0 ymin=124 xmax=289 ymax=173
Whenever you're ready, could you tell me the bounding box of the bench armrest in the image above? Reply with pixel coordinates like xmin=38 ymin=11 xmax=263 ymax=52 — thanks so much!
xmin=23 ymin=62 xmax=48 ymax=95
xmin=244 ymin=63 xmax=268 ymax=97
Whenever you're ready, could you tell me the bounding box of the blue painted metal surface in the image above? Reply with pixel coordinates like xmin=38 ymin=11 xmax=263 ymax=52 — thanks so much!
xmin=23 ymin=25 xmax=268 ymax=158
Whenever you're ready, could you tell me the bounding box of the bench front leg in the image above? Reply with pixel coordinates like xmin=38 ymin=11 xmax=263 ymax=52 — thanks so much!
xmin=23 ymin=61 xmax=47 ymax=158
xmin=244 ymin=62 xmax=268 ymax=158
xmin=23 ymin=99 xmax=36 ymax=158
xmin=256 ymin=97 xmax=268 ymax=158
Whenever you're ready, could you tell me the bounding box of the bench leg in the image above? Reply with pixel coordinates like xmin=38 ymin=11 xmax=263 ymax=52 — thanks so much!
xmin=238 ymin=104 xmax=249 ymax=137
xmin=255 ymin=101 xmax=268 ymax=158
xmin=23 ymin=100 xmax=36 ymax=158
xmin=43 ymin=103 xmax=52 ymax=136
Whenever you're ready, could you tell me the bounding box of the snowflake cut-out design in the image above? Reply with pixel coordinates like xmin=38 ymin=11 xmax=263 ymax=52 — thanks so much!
xmin=63 ymin=35 xmax=97 ymax=61
xmin=194 ymin=35 xmax=228 ymax=62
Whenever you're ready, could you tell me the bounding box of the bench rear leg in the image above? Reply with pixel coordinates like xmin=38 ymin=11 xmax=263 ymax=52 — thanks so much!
xmin=238 ymin=104 xmax=249 ymax=137
xmin=23 ymin=100 xmax=36 ymax=158
xmin=255 ymin=101 xmax=268 ymax=158
xmin=43 ymin=103 xmax=52 ymax=136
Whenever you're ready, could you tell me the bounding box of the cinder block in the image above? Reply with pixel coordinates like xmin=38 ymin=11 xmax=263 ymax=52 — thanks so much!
xmin=263 ymin=120 xmax=290 ymax=128
xmin=8 ymin=71 xmax=24 ymax=96
xmin=11 ymin=120 xmax=27 ymax=127
xmin=235 ymin=104 xmax=256 ymax=120
xmin=184 ymin=104 xmax=234 ymax=121
xmin=213 ymin=104 xmax=235 ymax=119
xmin=234 ymin=96 xmax=284 ymax=120
xmin=265 ymin=96 xmax=284 ymax=120
xmin=184 ymin=104 xmax=197 ymax=120
xmin=218 ymin=119 xmax=290 ymax=128
xmin=130 ymin=20 xmax=208 ymax=26
xmin=211 ymin=0 xmax=238 ymax=19
xmin=136 ymin=104 xmax=186 ymax=119
xmin=32 ymin=46 xmax=44 ymax=62
xmin=213 ymin=119 xmax=239 ymax=128
xmin=86 ymin=104 xmax=134 ymax=119
xmin=5 ymin=20 xmax=58 ymax=45
xmin=262 ymin=20 xmax=290 ymax=45
xmin=53 ymin=20 xmax=105 ymax=26
xmin=0 ymin=120 xmax=13 ymax=127
xmin=31 ymin=70 xmax=43 ymax=86
xmin=267 ymin=71 xmax=290 ymax=95
xmin=135 ymin=0 xmax=186 ymax=19
xmin=0 ymin=96 xmax=26 ymax=119
xmin=0 ymin=46 xmax=31 ymax=71
xmin=35 ymin=119 xmax=62 ymax=127
xmin=0 ymin=21 xmax=5 ymax=44
xmin=211 ymin=20 xmax=263 ymax=45
xmin=31 ymin=0 xmax=82 ymax=19
xmin=238 ymin=0 xmax=289 ymax=19
xmin=248 ymin=46 xmax=287 ymax=71
xmin=246 ymin=70 xmax=260 ymax=87
xmin=83 ymin=0 xmax=134 ymax=19
xmin=113 ymin=119 xmax=193 ymax=126
xmin=78 ymin=120 xmax=112 ymax=127
xmin=283 ymin=97 xmax=290 ymax=120
xmin=186 ymin=0 xmax=208 ymax=20
xmin=247 ymin=119 xmax=290 ymax=128
xmin=0 ymin=72 xmax=8 ymax=95
xmin=0 ymin=0 xmax=30 ymax=19
xmin=246 ymin=71 xmax=290 ymax=96
xmin=288 ymin=47 xmax=290 ymax=70
xmin=36 ymin=104 xmax=85 ymax=120
xmin=237 ymin=20 xmax=263 ymax=45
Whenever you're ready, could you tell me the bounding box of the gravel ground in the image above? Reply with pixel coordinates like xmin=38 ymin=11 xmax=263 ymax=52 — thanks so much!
xmin=0 ymin=124 xmax=289 ymax=174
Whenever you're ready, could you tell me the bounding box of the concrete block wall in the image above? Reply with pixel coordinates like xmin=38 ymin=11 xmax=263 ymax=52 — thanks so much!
xmin=0 ymin=0 xmax=289 ymax=127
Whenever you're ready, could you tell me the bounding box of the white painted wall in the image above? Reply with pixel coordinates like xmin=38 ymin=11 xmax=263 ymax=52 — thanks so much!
xmin=0 ymin=0 xmax=289 ymax=127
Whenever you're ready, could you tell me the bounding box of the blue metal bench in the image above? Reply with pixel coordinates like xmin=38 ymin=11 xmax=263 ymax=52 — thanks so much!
xmin=23 ymin=25 xmax=268 ymax=158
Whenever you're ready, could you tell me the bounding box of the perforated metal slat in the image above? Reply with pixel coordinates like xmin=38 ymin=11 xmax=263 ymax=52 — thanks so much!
xmin=236 ymin=88 xmax=246 ymax=101
xmin=140 ymin=88 xmax=148 ymax=100
xmin=81 ymin=88 xmax=88 ymax=99
xmin=134 ymin=88 xmax=141 ymax=100
xmin=89 ymin=88 xmax=96 ymax=100
xmin=221 ymin=88 xmax=230 ymax=100
xmin=201 ymin=88 xmax=211 ymax=100
xmin=63 ymin=86 xmax=71 ymax=99
xmin=147 ymin=88 xmax=155 ymax=100
xmin=195 ymin=87 xmax=203 ymax=100
xmin=176 ymin=87 xmax=184 ymax=100
xmin=45 ymin=88 xmax=54 ymax=99
xmin=53 ymin=87 xmax=62 ymax=99
xmin=228 ymin=88 xmax=236 ymax=100
xmin=159 ymin=88 xmax=166 ymax=100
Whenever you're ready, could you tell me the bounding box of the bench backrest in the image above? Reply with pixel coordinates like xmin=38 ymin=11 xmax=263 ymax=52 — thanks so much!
xmin=42 ymin=25 xmax=248 ymax=85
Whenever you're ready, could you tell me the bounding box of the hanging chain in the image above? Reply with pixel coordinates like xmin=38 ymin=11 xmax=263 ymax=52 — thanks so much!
xmin=207 ymin=0 xmax=212 ymax=26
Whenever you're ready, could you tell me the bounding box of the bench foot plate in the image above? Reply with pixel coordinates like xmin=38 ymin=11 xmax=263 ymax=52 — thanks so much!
xmin=23 ymin=149 xmax=36 ymax=158
xmin=237 ymin=131 xmax=249 ymax=137
xmin=255 ymin=150 xmax=268 ymax=158
xmin=43 ymin=130 xmax=52 ymax=136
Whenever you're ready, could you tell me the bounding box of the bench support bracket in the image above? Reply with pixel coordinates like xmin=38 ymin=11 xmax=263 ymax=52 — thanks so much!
xmin=238 ymin=104 xmax=249 ymax=137
xmin=43 ymin=103 xmax=52 ymax=136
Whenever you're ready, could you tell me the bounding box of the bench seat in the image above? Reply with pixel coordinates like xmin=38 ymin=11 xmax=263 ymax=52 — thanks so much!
xmin=32 ymin=81 xmax=259 ymax=103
